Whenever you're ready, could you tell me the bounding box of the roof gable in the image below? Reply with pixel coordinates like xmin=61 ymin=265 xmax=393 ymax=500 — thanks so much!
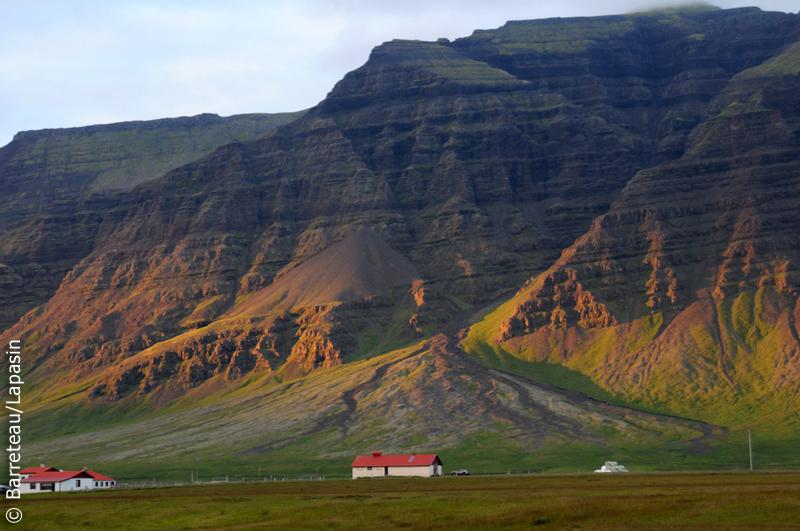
xmin=351 ymin=453 xmax=442 ymax=468
xmin=21 ymin=471 xmax=94 ymax=483
xmin=20 ymin=466 xmax=59 ymax=475
xmin=87 ymin=471 xmax=115 ymax=481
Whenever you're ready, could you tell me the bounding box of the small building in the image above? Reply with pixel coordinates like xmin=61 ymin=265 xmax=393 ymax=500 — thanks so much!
xmin=594 ymin=461 xmax=628 ymax=473
xmin=351 ymin=452 xmax=443 ymax=479
xmin=20 ymin=467 xmax=116 ymax=493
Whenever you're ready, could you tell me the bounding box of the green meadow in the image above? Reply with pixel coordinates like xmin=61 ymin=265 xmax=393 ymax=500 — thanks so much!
xmin=4 ymin=472 xmax=799 ymax=530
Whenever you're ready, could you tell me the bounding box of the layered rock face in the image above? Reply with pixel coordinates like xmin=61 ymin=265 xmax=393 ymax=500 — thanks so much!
xmin=314 ymin=6 xmax=798 ymax=297
xmin=471 ymin=27 xmax=800 ymax=430
xmin=0 ymin=112 xmax=304 ymax=331
xmin=2 ymin=6 xmax=800 ymax=437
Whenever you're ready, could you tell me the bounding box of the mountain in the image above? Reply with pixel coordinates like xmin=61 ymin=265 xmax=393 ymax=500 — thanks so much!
xmin=0 ymin=111 xmax=305 ymax=332
xmin=3 ymin=6 xmax=800 ymax=477
xmin=463 ymin=25 xmax=800 ymax=435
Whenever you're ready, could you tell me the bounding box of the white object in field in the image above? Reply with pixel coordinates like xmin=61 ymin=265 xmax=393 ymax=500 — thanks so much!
xmin=594 ymin=461 xmax=628 ymax=473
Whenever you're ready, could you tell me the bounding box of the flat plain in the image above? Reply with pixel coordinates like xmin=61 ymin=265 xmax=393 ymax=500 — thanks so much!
xmin=4 ymin=472 xmax=799 ymax=530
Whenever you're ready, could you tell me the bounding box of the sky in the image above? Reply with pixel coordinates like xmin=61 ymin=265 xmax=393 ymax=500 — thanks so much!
xmin=1 ymin=0 xmax=797 ymax=146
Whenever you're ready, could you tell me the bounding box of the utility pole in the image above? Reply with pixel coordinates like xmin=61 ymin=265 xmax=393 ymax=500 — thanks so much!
xmin=749 ymin=430 xmax=753 ymax=471
xmin=196 ymin=457 xmax=199 ymax=483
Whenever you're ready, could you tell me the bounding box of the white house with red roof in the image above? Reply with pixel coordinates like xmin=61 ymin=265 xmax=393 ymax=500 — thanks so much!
xmin=19 ymin=466 xmax=116 ymax=493
xmin=351 ymin=452 xmax=443 ymax=479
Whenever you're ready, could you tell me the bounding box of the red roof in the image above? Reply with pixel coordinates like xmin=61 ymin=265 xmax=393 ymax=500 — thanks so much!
xmin=21 ymin=471 xmax=94 ymax=483
xmin=87 ymin=471 xmax=115 ymax=482
xmin=351 ymin=452 xmax=442 ymax=468
xmin=20 ymin=467 xmax=59 ymax=475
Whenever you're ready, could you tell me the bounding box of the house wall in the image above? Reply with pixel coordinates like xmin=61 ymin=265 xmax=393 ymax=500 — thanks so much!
xmin=58 ymin=478 xmax=93 ymax=492
xmin=23 ymin=476 xmax=114 ymax=493
xmin=21 ymin=482 xmax=39 ymax=493
xmin=352 ymin=466 xmax=389 ymax=479
xmin=387 ymin=465 xmax=436 ymax=477
xmin=22 ymin=481 xmax=60 ymax=493
xmin=352 ymin=464 xmax=441 ymax=479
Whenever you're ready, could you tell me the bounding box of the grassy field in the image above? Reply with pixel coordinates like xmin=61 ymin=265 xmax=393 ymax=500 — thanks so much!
xmin=4 ymin=472 xmax=799 ymax=530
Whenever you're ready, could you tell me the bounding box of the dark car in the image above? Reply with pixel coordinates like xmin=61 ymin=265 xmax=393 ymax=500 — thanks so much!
xmin=450 ymin=469 xmax=471 ymax=476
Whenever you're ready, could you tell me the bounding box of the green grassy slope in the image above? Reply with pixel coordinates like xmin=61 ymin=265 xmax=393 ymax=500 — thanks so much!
xmin=463 ymin=289 xmax=800 ymax=434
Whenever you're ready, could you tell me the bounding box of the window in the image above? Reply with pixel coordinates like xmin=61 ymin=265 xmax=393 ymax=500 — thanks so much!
xmin=76 ymin=480 xmax=81 ymax=487
xmin=105 ymin=482 xmax=108 ymax=487
xmin=367 ymin=467 xmax=372 ymax=471
xmin=30 ymin=483 xmax=36 ymax=490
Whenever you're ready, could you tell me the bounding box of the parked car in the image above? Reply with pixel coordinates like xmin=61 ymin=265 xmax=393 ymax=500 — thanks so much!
xmin=0 ymin=485 xmax=11 ymax=493
xmin=450 ymin=469 xmax=471 ymax=476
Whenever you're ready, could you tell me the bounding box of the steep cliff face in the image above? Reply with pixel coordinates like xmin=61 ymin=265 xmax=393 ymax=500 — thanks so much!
xmin=312 ymin=6 xmax=798 ymax=299
xmin=0 ymin=112 xmax=304 ymax=331
xmin=465 ymin=30 xmax=800 ymax=432
xmin=2 ymin=6 xmax=800 ymax=456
